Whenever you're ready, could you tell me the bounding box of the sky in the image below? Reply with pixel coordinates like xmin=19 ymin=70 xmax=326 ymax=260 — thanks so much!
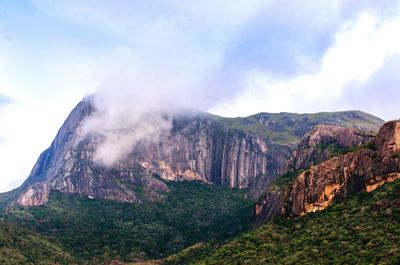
xmin=1 ymin=0 xmax=400 ymax=192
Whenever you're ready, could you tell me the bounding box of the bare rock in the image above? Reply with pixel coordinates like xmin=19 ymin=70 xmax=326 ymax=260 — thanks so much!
xmin=255 ymin=120 xmax=400 ymax=223
xmin=17 ymin=182 xmax=50 ymax=207
xmin=287 ymin=125 xmax=374 ymax=171
xmin=375 ymin=120 xmax=400 ymax=152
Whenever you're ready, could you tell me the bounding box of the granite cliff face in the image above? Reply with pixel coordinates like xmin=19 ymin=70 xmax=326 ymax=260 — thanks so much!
xmin=14 ymin=100 xmax=169 ymax=207
xmin=14 ymin=102 xmax=285 ymax=207
xmin=131 ymin=116 xmax=277 ymax=188
xmin=255 ymin=120 xmax=400 ymax=224
xmin=5 ymin=98 xmax=384 ymax=208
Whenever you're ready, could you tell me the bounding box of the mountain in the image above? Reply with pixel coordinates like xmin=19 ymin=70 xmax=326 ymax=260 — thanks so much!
xmin=1 ymin=98 xmax=384 ymax=208
xmin=0 ymin=98 xmax=395 ymax=264
xmin=164 ymin=119 xmax=400 ymax=265
xmin=167 ymin=178 xmax=400 ymax=265
xmin=255 ymin=120 xmax=400 ymax=224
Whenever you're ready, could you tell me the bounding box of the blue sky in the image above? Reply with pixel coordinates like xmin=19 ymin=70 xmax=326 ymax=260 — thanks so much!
xmin=1 ymin=0 xmax=400 ymax=191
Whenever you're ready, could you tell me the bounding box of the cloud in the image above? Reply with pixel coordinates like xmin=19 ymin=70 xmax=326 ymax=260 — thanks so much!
xmin=339 ymin=54 xmax=400 ymax=120
xmin=28 ymin=0 xmax=400 ymax=87
xmin=221 ymin=1 xmax=341 ymax=77
xmin=55 ymin=1 xmax=267 ymax=166
xmin=79 ymin=42 xmax=229 ymax=166
xmin=222 ymin=0 xmax=400 ymax=78
xmin=0 ymin=94 xmax=12 ymax=110
xmin=211 ymin=10 xmax=400 ymax=120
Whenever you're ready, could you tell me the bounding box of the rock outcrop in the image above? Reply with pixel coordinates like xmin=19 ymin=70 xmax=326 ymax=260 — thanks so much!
xmin=5 ymin=98 xmax=384 ymax=207
xmin=375 ymin=120 xmax=400 ymax=152
xmin=255 ymin=120 xmax=400 ymax=224
xmin=287 ymin=125 xmax=375 ymax=171
xmin=16 ymin=182 xmax=50 ymax=207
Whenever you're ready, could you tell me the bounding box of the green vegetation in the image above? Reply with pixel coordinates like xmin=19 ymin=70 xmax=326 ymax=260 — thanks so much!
xmin=0 ymin=188 xmax=20 ymax=211
xmin=163 ymin=242 xmax=216 ymax=265
xmin=4 ymin=181 xmax=252 ymax=264
xmin=2 ymin=172 xmax=399 ymax=265
xmin=0 ymin=222 xmax=76 ymax=265
xmin=271 ymin=170 xmax=305 ymax=189
xmin=317 ymin=139 xmax=377 ymax=158
xmin=317 ymin=141 xmax=356 ymax=156
xmin=360 ymin=140 xmax=377 ymax=150
xmin=172 ymin=180 xmax=400 ymax=265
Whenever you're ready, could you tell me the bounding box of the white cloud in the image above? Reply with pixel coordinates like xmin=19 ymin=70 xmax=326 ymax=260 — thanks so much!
xmin=211 ymin=10 xmax=400 ymax=120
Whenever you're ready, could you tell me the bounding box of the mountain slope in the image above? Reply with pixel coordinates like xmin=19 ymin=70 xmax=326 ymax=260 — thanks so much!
xmin=0 ymin=222 xmax=76 ymax=265
xmin=166 ymin=179 xmax=400 ymax=265
xmin=3 ymin=98 xmax=384 ymax=208
xmin=4 ymin=181 xmax=252 ymax=263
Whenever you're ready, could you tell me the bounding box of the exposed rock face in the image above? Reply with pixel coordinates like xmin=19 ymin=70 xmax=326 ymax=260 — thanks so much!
xmin=13 ymin=100 xmax=286 ymax=207
xmin=253 ymin=189 xmax=284 ymax=226
xmin=15 ymin=100 xmax=170 ymax=206
xmin=375 ymin=120 xmax=400 ymax=152
xmin=132 ymin=117 xmax=278 ymax=189
xmin=255 ymin=120 xmax=400 ymax=223
xmin=16 ymin=182 xmax=50 ymax=207
xmin=7 ymin=98 xmax=384 ymax=208
xmin=287 ymin=125 xmax=375 ymax=171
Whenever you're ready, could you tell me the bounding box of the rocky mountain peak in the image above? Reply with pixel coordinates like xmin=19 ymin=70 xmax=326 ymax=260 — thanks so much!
xmin=287 ymin=124 xmax=375 ymax=172
xmin=376 ymin=120 xmax=400 ymax=152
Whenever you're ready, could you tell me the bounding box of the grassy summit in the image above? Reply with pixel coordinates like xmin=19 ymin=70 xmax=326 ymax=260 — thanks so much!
xmin=209 ymin=110 xmax=383 ymax=146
